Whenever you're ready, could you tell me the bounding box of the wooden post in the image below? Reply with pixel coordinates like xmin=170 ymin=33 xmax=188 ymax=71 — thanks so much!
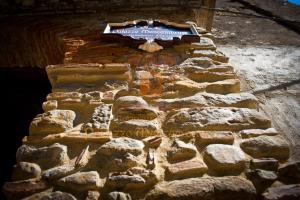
xmin=194 ymin=0 xmax=216 ymax=32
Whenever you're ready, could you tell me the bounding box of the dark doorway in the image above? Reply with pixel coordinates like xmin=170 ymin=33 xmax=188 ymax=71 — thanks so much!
xmin=0 ymin=67 xmax=51 ymax=199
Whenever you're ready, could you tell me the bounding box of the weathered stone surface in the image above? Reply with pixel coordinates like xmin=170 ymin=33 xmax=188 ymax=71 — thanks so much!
xmin=166 ymin=158 xmax=208 ymax=180
xmin=30 ymin=110 xmax=76 ymax=135
xmin=156 ymin=92 xmax=257 ymax=110
xmin=240 ymin=128 xmax=279 ymax=139
xmin=179 ymin=57 xmax=233 ymax=73
xmin=107 ymin=167 xmax=157 ymax=190
xmin=262 ymin=184 xmax=300 ymax=200
xmin=206 ymin=79 xmax=240 ymax=94
xmin=42 ymin=100 xmax=58 ymax=112
xmin=195 ymin=131 xmax=234 ymax=145
xmin=57 ymin=171 xmax=102 ymax=192
xmin=23 ymin=191 xmax=77 ymax=200
xmin=240 ymin=136 xmax=290 ymax=160
xmin=85 ymin=191 xmax=100 ymax=200
xmin=3 ymin=180 xmax=48 ymax=200
xmin=246 ymin=169 xmax=278 ymax=193
xmin=203 ymin=144 xmax=246 ymax=174
xmin=111 ymin=153 xmax=139 ymax=171
xmin=107 ymin=174 xmax=146 ymax=190
xmin=250 ymin=158 xmax=279 ymax=171
xmin=142 ymin=136 xmax=162 ymax=148
xmin=163 ymin=107 xmax=271 ymax=134
xmin=81 ymin=104 xmax=112 ymax=133
xmin=96 ymin=137 xmax=144 ymax=156
xmin=190 ymin=37 xmax=216 ymax=50
xmin=146 ymin=176 xmax=256 ymax=200
xmin=107 ymin=191 xmax=132 ymax=200
xmin=42 ymin=165 xmax=75 ymax=181
xmin=192 ymin=50 xmax=229 ymax=63
xmin=113 ymin=96 xmax=148 ymax=113
xmin=16 ymin=143 xmax=69 ymax=169
xmin=278 ymin=161 xmax=300 ymax=183
xmin=188 ymin=70 xmax=236 ymax=82
xmin=12 ymin=162 xmax=41 ymax=181
xmin=115 ymin=106 xmax=158 ymax=120
xmin=167 ymin=140 xmax=197 ymax=162
xmin=111 ymin=119 xmax=161 ymax=138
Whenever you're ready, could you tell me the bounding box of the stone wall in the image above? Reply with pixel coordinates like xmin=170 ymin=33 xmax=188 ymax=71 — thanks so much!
xmin=3 ymin=23 xmax=299 ymax=200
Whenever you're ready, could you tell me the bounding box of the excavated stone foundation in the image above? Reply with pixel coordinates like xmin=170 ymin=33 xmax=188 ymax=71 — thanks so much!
xmin=2 ymin=22 xmax=296 ymax=200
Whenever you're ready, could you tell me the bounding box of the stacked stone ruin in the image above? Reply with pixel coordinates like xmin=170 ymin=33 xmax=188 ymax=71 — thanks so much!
xmin=2 ymin=26 xmax=295 ymax=200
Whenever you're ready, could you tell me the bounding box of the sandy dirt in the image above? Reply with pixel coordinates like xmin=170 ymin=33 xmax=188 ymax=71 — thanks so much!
xmin=214 ymin=0 xmax=300 ymax=161
xmin=219 ymin=46 xmax=300 ymax=161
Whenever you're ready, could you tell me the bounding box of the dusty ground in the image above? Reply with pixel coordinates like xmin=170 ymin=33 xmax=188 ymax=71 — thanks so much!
xmin=214 ymin=0 xmax=300 ymax=161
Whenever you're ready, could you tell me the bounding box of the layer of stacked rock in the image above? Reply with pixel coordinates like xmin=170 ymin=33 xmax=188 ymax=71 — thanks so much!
xmin=3 ymin=33 xmax=299 ymax=200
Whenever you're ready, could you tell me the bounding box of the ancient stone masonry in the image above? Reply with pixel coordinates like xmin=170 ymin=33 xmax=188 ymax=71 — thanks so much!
xmin=3 ymin=24 xmax=295 ymax=200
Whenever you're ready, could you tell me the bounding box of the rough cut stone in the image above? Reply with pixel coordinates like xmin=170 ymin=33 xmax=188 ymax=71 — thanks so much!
xmin=179 ymin=57 xmax=233 ymax=73
xmin=240 ymin=136 xmax=290 ymax=160
xmin=192 ymin=50 xmax=229 ymax=63
xmin=278 ymin=161 xmax=300 ymax=183
xmin=167 ymin=140 xmax=197 ymax=162
xmin=115 ymin=106 xmax=158 ymax=120
xmin=205 ymin=79 xmax=240 ymax=94
xmin=23 ymin=191 xmax=77 ymax=200
xmin=203 ymin=144 xmax=246 ymax=174
xmin=195 ymin=131 xmax=234 ymax=145
xmin=57 ymin=171 xmax=102 ymax=192
xmin=3 ymin=180 xmax=48 ymax=200
xmin=107 ymin=174 xmax=146 ymax=190
xmin=42 ymin=165 xmax=75 ymax=181
xmin=163 ymin=107 xmax=271 ymax=134
xmin=190 ymin=37 xmax=216 ymax=50
xmin=113 ymin=96 xmax=148 ymax=113
xmin=250 ymin=158 xmax=279 ymax=171
xmin=142 ymin=136 xmax=162 ymax=148
xmin=262 ymin=184 xmax=300 ymax=200
xmin=107 ymin=191 xmax=132 ymax=200
xmin=156 ymin=92 xmax=257 ymax=110
xmin=111 ymin=119 xmax=160 ymax=138
xmin=12 ymin=162 xmax=41 ymax=181
xmin=146 ymin=176 xmax=256 ymax=200
xmin=16 ymin=143 xmax=69 ymax=169
xmin=30 ymin=110 xmax=76 ymax=135
xmin=166 ymin=158 xmax=208 ymax=180
xmin=246 ymin=169 xmax=278 ymax=193
xmin=42 ymin=100 xmax=58 ymax=112
xmin=96 ymin=137 xmax=144 ymax=156
xmin=240 ymin=128 xmax=279 ymax=139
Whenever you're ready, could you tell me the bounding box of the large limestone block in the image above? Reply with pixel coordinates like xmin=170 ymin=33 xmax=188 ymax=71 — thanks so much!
xmin=42 ymin=165 xmax=75 ymax=181
xmin=240 ymin=136 xmax=290 ymax=160
xmin=107 ymin=174 xmax=146 ymax=190
xmin=146 ymin=176 xmax=256 ymax=200
xmin=16 ymin=143 xmax=69 ymax=169
xmin=203 ymin=144 xmax=246 ymax=174
xmin=111 ymin=119 xmax=161 ymax=138
xmin=115 ymin=106 xmax=158 ymax=120
xmin=96 ymin=137 xmax=144 ymax=156
xmin=57 ymin=171 xmax=102 ymax=192
xmin=187 ymin=71 xmax=237 ymax=83
xmin=190 ymin=37 xmax=216 ymax=50
xmin=156 ymin=92 xmax=257 ymax=110
xmin=205 ymin=79 xmax=240 ymax=94
xmin=240 ymin=128 xmax=279 ymax=139
xmin=30 ymin=110 xmax=76 ymax=135
xmin=163 ymin=107 xmax=271 ymax=134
